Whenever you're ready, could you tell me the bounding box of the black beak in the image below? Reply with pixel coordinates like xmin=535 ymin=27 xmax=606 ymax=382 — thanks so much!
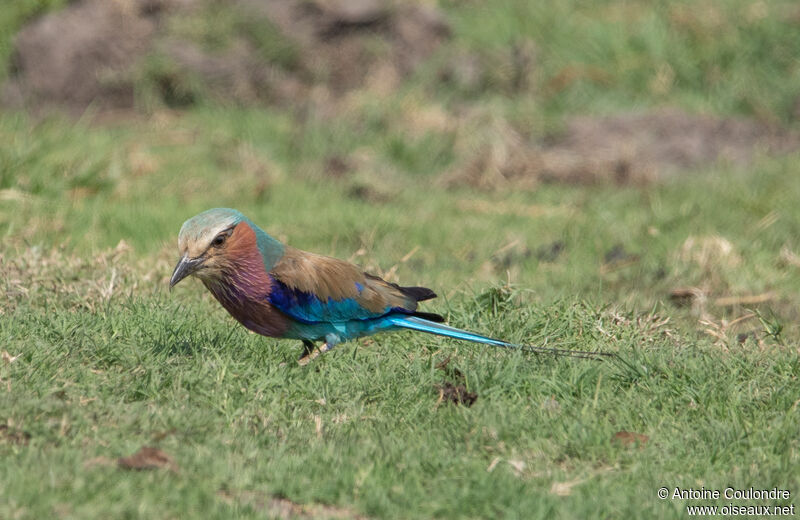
xmin=170 ymin=254 xmax=202 ymax=290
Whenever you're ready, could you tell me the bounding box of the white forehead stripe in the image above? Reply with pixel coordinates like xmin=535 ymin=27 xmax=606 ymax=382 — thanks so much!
xmin=178 ymin=209 xmax=241 ymax=254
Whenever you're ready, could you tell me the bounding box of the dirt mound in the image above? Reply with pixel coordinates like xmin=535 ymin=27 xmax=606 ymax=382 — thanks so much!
xmin=2 ymin=0 xmax=160 ymax=110
xmin=442 ymin=109 xmax=800 ymax=188
xmin=2 ymin=0 xmax=450 ymax=112
xmin=245 ymin=0 xmax=449 ymax=93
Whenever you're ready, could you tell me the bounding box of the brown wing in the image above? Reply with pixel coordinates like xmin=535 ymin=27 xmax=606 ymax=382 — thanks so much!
xmin=270 ymin=246 xmax=417 ymax=314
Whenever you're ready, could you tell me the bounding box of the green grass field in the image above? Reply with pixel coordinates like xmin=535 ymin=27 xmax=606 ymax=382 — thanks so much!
xmin=2 ymin=1 xmax=800 ymax=518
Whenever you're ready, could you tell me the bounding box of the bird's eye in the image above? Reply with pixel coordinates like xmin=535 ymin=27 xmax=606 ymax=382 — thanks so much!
xmin=212 ymin=234 xmax=227 ymax=247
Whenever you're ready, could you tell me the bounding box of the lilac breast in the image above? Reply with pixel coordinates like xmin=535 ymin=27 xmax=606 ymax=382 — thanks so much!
xmin=203 ymin=268 xmax=291 ymax=339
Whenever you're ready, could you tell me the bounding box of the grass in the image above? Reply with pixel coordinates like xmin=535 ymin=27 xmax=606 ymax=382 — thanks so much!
xmin=2 ymin=0 xmax=800 ymax=518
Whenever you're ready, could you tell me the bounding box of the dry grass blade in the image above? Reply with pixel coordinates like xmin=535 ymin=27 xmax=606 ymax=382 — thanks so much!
xmin=550 ymin=477 xmax=587 ymax=496
xmin=1 ymin=351 xmax=20 ymax=364
xmin=382 ymin=245 xmax=420 ymax=282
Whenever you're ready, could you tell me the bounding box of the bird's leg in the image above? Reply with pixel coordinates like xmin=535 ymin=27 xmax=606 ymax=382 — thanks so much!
xmin=297 ymin=335 xmax=339 ymax=366
xmin=299 ymin=340 xmax=315 ymax=359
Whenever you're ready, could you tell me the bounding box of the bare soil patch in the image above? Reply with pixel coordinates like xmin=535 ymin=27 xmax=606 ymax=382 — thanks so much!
xmin=442 ymin=109 xmax=800 ymax=188
xmin=3 ymin=0 xmax=449 ymax=112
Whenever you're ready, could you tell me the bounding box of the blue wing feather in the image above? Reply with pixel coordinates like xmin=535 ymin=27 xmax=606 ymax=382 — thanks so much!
xmin=268 ymin=275 xmax=398 ymax=324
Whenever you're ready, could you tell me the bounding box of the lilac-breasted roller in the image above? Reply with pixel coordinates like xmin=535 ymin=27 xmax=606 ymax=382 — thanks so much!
xmin=170 ymin=208 xmax=609 ymax=364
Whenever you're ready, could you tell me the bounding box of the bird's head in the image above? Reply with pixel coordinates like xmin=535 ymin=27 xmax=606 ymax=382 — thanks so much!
xmin=170 ymin=208 xmax=245 ymax=288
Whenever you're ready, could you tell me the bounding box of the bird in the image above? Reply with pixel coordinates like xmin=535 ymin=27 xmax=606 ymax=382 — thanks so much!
xmin=170 ymin=208 xmax=610 ymax=364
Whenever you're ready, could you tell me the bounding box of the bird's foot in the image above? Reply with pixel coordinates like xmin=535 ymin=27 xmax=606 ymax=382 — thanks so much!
xmin=298 ymin=343 xmax=333 ymax=366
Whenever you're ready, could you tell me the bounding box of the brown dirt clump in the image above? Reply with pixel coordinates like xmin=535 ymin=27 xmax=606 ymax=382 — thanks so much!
xmin=3 ymin=0 xmax=450 ymax=112
xmin=612 ymin=430 xmax=649 ymax=448
xmin=435 ymin=382 xmax=478 ymax=407
xmin=117 ymin=445 xmax=178 ymax=471
xmin=442 ymin=109 xmax=800 ymax=189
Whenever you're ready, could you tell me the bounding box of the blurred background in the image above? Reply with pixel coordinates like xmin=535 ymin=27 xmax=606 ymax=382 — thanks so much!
xmin=3 ymin=0 xmax=800 ymax=337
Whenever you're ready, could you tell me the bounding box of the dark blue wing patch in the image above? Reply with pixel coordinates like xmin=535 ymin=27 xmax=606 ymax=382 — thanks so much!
xmin=268 ymin=275 xmax=399 ymax=324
